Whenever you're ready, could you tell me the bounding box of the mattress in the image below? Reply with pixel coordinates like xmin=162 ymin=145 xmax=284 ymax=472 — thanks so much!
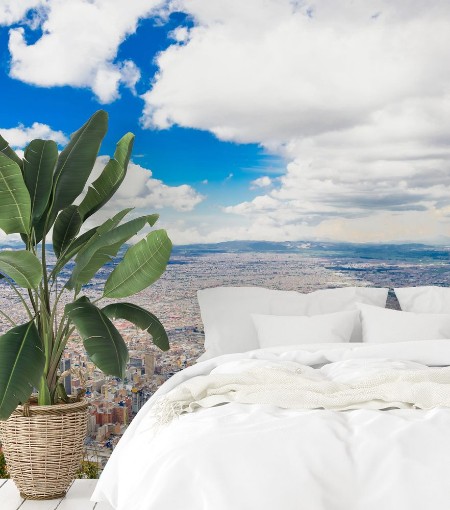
xmin=92 ymin=340 xmax=450 ymax=510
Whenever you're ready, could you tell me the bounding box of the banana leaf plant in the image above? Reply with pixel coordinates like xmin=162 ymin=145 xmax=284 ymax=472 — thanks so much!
xmin=0 ymin=110 xmax=172 ymax=420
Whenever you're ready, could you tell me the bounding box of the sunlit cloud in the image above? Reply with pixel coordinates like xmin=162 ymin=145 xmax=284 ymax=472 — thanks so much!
xmin=0 ymin=122 xmax=68 ymax=147
xmin=4 ymin=0 xmax=163 ymax=103
xmin=141 ymin=0 xmax=450 ymax=242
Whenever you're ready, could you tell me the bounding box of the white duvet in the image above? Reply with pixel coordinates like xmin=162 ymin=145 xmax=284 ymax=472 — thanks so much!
xmin=92 ymin=340 xmax=450 ymax=510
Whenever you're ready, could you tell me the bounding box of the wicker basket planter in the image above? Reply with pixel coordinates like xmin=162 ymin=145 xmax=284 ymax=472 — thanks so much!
xmin=0 ymin=398 xmax=88 ymax=500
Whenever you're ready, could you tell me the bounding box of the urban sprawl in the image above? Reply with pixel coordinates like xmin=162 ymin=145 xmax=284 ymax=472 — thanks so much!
xmin=0 ymin=246 xmax=449 ymax=470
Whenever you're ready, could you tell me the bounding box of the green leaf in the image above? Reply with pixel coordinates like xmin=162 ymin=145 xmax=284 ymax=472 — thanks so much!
xmin=103 ymin=229 xmax=172 ymax=298
xmin=0 ymin=320 xmax=44 ymax=420
xmin=77 ymin=208 xmax=133 ymax=255
xmin=0 ymin=153 xmax=31 ymax=234
xmin=113 ymin=132 xmax=134 ymax=171
xmin=67 ymin=213 xmax=156 ymax=289
xmin=21 ymin=205 xmax=51 ymax=246
xmin=103 ymin=302 xmax=169 ymax=351
xmin=53 ymin=205 xmax=82 ymax=258
xmin=0 ymin=134 xmax=23 ymax=170
xmin=50 ymin=226 xmax=102 ymax=279
xmin=143 ymin=213 xmax=159 ymax=227
xmin=23 ymin=139 xmax=58 ymax=222
xmin=78 ymin=132 xmax=135 ymax=221
xmin=51 ymin=110 xmax=108 ymax=216
xmin=0 ymin=250 xmax=42 ymax=288
xmin=77 ymin=159 xmax=121 ymax=221
xmin=52 ymin=208 xmax=132 ymax=281
xmin=25 ymin=206 xmax=49 ymax=245
xmin=65 ymin=299 xmax=128 ymax=379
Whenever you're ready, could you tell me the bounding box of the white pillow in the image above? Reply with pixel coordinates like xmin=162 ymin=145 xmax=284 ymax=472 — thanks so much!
xmin=357 ymin=303 xmax=450 ymax=343
xmin=251 ymin=310 xmax=358 ymax=348
xmin=395 ymin=286 xmax=450 ymax=313
xmin=197 ymin=286 xmax=389 ymax=359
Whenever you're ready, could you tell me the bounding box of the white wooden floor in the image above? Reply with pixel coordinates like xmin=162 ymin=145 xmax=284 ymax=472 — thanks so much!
xmin=0 ymin=479 xmax=113 ymax=510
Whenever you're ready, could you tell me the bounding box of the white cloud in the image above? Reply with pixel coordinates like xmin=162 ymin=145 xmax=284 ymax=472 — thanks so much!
xmin=141 ymin=0 xmax=450 ymax=242
xmin=164 ymin=207 xmax=450 ymax=245
xmin=170 ymin=26 xmax=190 ymax=43
xmin=85 ymin=157 xmax=205 ymax=217
xmin=118 ymin=60 xmax=141 ymax=96
xmin=0 ymin=1 xmax=43 ymax=25
xmin=250 ymin=176 xmax=272 ymax=189
xmin=0 ymin=122 xmax=68 ymax=148
xmin=5 ymin=0 xmax=163 ymax=103
xmin=0 ymin=131 xmax=204 ymax=242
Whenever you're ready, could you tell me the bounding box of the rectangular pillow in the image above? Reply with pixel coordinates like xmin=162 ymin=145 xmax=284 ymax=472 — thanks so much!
xmin=197 ymin=286 xmax=389 ymax=359
xmin=251 ymin=310 xmax=358 ymax=348
xmin=357 ymin=302 xmax=450 ymax=343
xmin=395 ymin=286 xmax=450 ymax=313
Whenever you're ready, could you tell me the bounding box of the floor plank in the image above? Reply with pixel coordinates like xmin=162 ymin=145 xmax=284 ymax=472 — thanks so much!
xmin=93 ymin=502 xmax=114 ymax=510
xmin=56 ymin=480 xmax=98 ymax=510
xmin=1 ymin=480 xmax=24 ymax=510
xmin=0 ymin=480 xmax=113 ymax=510
xmin=20 ymin=495 xmax=65 ymax=510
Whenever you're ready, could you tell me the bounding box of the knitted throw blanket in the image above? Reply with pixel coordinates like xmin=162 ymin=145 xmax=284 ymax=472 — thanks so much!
xmin=153 ymin=362 xmax=450 ymax=424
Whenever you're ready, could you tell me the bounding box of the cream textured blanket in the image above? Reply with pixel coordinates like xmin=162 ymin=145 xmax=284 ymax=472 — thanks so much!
xmin=154 ymin=361 xmax=450 ymax=424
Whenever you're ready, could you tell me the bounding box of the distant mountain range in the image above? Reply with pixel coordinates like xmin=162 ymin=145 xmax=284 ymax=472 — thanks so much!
xmin=1 ymin=239 xmax=449 ymax=263
xmin=173 ymin=240 xmax=450 ymax=262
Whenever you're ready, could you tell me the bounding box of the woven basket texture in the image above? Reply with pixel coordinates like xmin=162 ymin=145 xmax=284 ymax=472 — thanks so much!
xmin=0 ymin=399 xmax=88 ymax=500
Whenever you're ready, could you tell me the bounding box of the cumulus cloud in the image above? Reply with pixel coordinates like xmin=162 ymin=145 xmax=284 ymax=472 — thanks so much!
xmin=141 ymin=0 xmax=450 ymax=242
xmin=0 ymin=1 xmax=43 ymax=25
xmin=0 ymin=125 xmax=204 ymax=213
xmin=0 ymin=128 xmax=204 ymax=242
xmin=251 ymin=176 xmax=272 ymax=189
xmin=0 ymin=122 xmax=68 ymax=147
xmin=5 ymin=0 xmax=163 ymax=103
xmin=85 ymin=157 xmax=204 ymax=218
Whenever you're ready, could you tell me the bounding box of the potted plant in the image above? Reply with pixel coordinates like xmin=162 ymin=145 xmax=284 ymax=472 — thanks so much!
xmin=0 ymin=110 xmax=172 ymax=499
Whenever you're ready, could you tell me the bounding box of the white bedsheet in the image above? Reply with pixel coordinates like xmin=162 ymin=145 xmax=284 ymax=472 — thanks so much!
xmin=92 ymin=340 xmax=450 ymax=510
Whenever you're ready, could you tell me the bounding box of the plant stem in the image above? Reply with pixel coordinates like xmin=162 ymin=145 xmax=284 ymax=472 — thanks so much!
xmin=50 ymin=281 xmax=65 ymax=327
xmin=25 ymin=231 xmax=39 ymax=315
xmin=0 ymin=309 xmax=17 ymax=327
xmin=39 ymin=218 xmax=59 ymax=401
xmin=41 ymin=235 xmax=51 ymax=315
xmin=40 ymin=300 xmax=52 ymax=372
xmin=27 ymin=289 xmax=38 ymax=315
xmin=51 ymin=315 xmax=68 ymax=361
xmin=38 ymin=376 xmax=51 ymax=405
xmin=48 ymin=325 xmax=75 ymax=391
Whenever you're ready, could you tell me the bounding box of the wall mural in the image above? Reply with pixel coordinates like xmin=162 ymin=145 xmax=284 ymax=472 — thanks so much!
xmin=0 ymin=0 xmax=449 ymax=472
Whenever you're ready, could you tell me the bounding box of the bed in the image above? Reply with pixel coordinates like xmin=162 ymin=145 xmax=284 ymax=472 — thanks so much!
xmin=91 ymin=286 xmax=450 ymax=510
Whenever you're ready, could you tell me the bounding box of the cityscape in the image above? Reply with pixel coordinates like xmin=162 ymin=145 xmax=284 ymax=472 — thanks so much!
xmin=0 ymin=241 xmax=449 ymax=470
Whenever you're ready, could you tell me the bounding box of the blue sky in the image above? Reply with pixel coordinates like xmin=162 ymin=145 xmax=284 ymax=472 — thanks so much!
xmin=1 ymin=1 xmax=450 ymax=244
xmin=0 ymin=10 xmax=282 ymax=209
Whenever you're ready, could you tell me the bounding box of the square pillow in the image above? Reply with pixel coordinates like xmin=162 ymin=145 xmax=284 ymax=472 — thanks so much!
xmin=357 ymin=302 xmax=450 ymax=343
xmin=251 ymin=310 xmax=358 ymax=348
xmin=395 ymin=286 xmax=450 ymax=314
xmin=197 ymin=286 xmax=389 ymax=359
